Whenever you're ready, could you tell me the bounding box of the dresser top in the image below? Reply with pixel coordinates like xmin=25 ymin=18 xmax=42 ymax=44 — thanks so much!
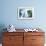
xmin=4 ymin=29 xmax=44 ymax=33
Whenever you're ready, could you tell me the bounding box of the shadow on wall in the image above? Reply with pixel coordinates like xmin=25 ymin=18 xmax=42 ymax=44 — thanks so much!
xmin=0 ymin=24 xmax=7 ymax=43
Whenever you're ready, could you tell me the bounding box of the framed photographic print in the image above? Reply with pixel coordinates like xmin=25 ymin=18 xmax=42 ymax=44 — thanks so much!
xmin=17 ymin=7 xmax=34 ymax=19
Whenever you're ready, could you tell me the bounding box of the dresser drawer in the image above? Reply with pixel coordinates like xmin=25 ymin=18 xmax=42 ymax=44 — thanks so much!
xmin=24 ymin=32 xmax=44 ymax=36
xmin=3 ymin=35 xmax=23 ymax=44
xmin=32 ymin=44 xmax=44 ymax=46
xmin=3 ymin=42 xmax=23 ymax=46
xmin=32 ymin=36 xmax=45 ymax=44
xmin=3 ymin=32 xmax=23 ymax=36
xmin=3 ymin=36 xmax=23 ymax=46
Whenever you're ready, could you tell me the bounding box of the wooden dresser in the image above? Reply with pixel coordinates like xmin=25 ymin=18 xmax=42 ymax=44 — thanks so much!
xmin=2 ymin=30 xmax=45 ymax=46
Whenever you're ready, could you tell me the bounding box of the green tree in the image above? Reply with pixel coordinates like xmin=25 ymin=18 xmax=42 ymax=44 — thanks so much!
xmin=27 ymin=10 xmax=32 ymax=17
